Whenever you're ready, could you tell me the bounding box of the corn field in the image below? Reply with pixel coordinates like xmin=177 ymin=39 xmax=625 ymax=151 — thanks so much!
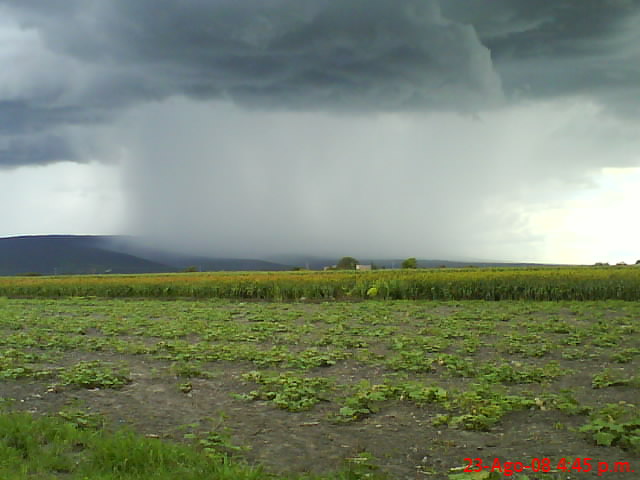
xmin=1 ymin=267 xmax=639 ymax=301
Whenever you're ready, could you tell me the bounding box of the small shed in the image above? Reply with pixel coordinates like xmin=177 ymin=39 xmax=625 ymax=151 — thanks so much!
xmin=356 ymin=264 xmax=372 ymax=271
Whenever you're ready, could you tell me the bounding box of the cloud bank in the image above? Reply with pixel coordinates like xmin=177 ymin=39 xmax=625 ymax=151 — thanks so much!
xmin=3 ymin=0 xmax=638 ymax=151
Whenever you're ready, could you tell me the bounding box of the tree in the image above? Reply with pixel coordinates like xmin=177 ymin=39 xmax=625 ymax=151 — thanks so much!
xmin=401 ymin=257 xmax=417 ymax=269
xmin=337 ymin=256 xmax=358 ymax=270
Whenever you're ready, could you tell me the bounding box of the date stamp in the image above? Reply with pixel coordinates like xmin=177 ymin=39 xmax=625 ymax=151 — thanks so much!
xmin=463 ymin=457 xmax=636 ymax=477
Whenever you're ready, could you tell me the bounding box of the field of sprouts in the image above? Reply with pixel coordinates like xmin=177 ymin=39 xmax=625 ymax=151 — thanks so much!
xmin=0 ymin=269 xmax=639 ymax=479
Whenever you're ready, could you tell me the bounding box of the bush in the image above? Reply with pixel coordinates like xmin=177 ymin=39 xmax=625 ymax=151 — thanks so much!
xmin=337 ymin=257 xmax=358 ymax=270
xmin=401 ymin=258 xmax=417 ymax=269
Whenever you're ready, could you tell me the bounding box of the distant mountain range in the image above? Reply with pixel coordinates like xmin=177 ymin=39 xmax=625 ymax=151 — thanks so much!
xmin=0 ymin=235 xmax=550 ymax=276
xmin=0 ymin=235 xmax=291 ymax=276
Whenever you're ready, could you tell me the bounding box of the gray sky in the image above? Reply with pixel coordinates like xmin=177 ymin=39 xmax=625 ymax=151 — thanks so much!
xmin=1 ymin=0 xmax=639 ymax=263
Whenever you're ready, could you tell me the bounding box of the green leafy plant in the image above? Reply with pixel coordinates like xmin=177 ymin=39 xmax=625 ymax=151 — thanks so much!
xmin=336 ymin=381 xmax=398 ymax=422
xmin=179 ymin=381 xmax=193 ymax=393
xmin=542 ymin=390 xmax=591 ymax=416
xmin=437 ymin=384 xmax=537 ymax=431
xmin=183 ymin=430 xmax=245 ymax=459
xmin=591 ymin=368 xmax=638 ymax=389
xmin=57 ymin=407 xmax=106 ymax=430
xmin=170 ymin=361 xmax=212 ymax=378
xmin=479 ymin=361 xmax=568 ymax=385
xmin=58 ymin=360 xmax=131 ymax=389
xmin=238 ymin=371 xmax=331 ymax=412
xmin=579 ymin=402 xmax=640 ymax=452
xmin=0 ymin=348 xmax=56 ymax=380
xmin=611 ymin=348 xmax=639 ymax=363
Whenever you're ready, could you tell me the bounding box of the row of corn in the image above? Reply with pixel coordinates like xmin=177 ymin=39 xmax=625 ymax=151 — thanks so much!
xmin=1 ymin=267 xmax=639 ymax=301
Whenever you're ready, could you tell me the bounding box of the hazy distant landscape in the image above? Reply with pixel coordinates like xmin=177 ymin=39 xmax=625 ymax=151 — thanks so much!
xmin=0 ymin=235 xmax=556 ymax=277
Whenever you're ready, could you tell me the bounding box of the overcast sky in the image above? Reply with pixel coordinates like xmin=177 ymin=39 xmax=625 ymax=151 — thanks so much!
xmin=1 ymin=0 xmax=639 ymax=264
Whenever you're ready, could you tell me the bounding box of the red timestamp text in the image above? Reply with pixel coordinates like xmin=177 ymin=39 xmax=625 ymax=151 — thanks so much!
xmin=464 ymin=457 xmax=635 ymax=477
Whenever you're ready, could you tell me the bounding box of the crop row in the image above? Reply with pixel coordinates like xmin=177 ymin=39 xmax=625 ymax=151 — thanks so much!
xmin=1 ymin=267 xmax=640 ymax=300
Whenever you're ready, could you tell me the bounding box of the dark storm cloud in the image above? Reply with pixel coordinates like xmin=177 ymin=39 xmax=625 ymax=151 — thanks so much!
xmin=0 ymin=100 xmax=103 ymax=167
xmin=0 ymin=100 xmax=101 ymax=135
xmin=0 ymin=134 xmax=76 ymax=167
xmin=442 ymin=0 xmax=640 ymax=111
xmin=442 ymin=0 xmax=637 ymax=49
xmin=1 ymin=0 xmax=639 ymax=167
xmin=6 ymin=0 xmax=637 ymax=108
xmin=4 ymin=0 xmax=502 ymax=112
